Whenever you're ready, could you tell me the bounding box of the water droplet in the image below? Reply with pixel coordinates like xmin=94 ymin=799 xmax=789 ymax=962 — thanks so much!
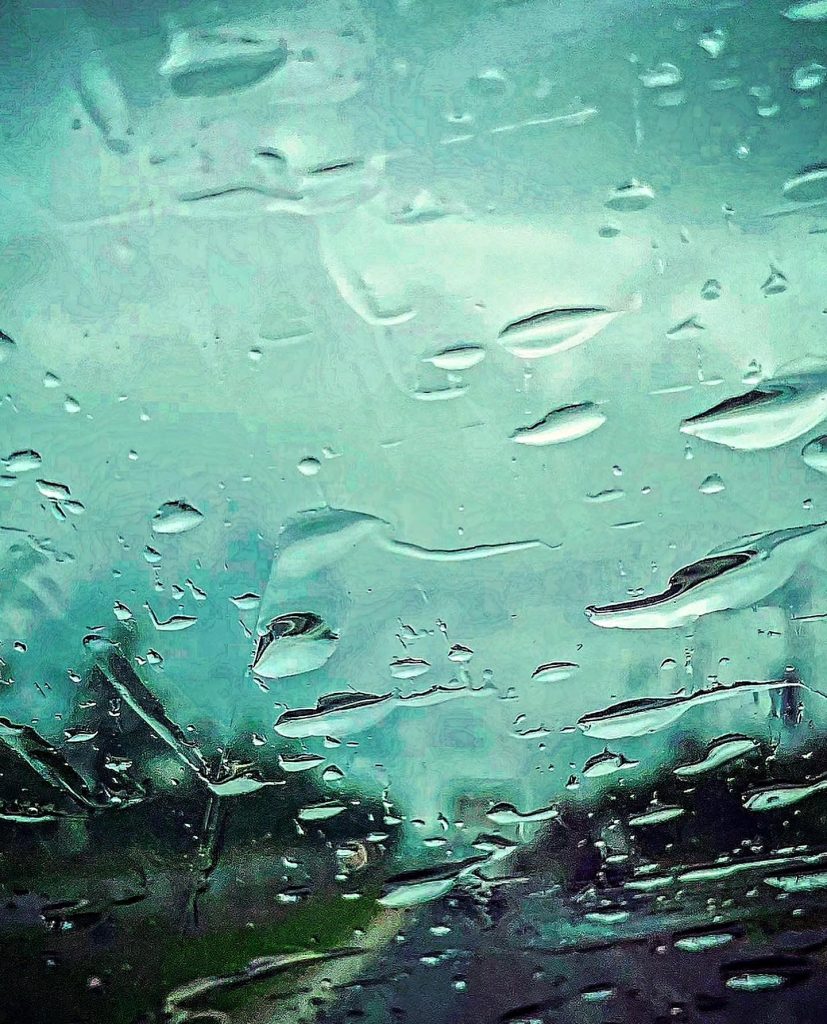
xmin=390 ymin=657 xmax=431 ymax=679
xmin=279 ymin=752 xmax=325 ymax=772
xmin=726 ymin=973 xmax=787 ymax=992
xmin=589 ymin=524 xmax=825 ymax=629
xmin=699 ymin=473 xmax=725 ymax=494
xmin=791 ymin=61 xmax=826 ymax=91
xmin=511 ymin=403 xmax=606 ymax=446
xmin=297 ymin=457 xmax=321 ymax=476
xmin=144 ymin=604 xmax=198 ymax=632
xmin=297 ymin=800 xmax=346 ymax=822
xmin=4 ymin=449 xmax=41 ymax=472
xmin=487 ymin=801 xmax=558 ymax=824
xmin=447 ymin=643 xmax=473 ymax=663
xmin=674 ymin=931 xmax=734 ymax=952
xmin=409 ymin=384 xmax=468 ymax=401
xmin=682 ymin=357 xmax=827 ymax=449
xmin=468 ymin=67 xmax=511 ymax=98
xmin=743 ymin=359 xmax=763 ymax=384
xmin=35 ymin=479 xmax=71 ymax=500
xmin=783 ymin=164 xmax=827 ymax=202
xmin=701 ymin=278 xmax=722 ymax=300
xmin=639 ymin=62 xmax=682 ymax=88
xmin=761 ymin=265 xmax=788 ymax=296
xmin=143 ymin=545 xmax=162 ymax=564
xmin=583 ymin=749 xmax=639 ymax=778
xmin=802 ymin=435 xmax=827 ymax=472
xmin=579 ymin=677 xmax=801 ymax=738
xmin=666 ymin=315 xmax=705 ymax=339
xmin=498 ymin=306 xmax=622 ymax=359
xmin=422 ymin=345 xmax=485 ymax=371
xmin=585 ymin=488 xmax=624 ymax=503
xmin=698 ymin=27 xmax=727 ymax=58
xmin=531 ymin=661 xmax=579 ymax=682
xmin=252 ymin=612 xmax=338 ymax=680
xmin=654 ymin=88 xmax=686 ymax=108
xmin=605 ymin=180 xmax=655 ymax=211
xmin=151 ymin=500 xmax=204 ymax=535
xmin=784 ymin=0 xmax=827 ymax=22
xmin=674 ymin=734 xmax=757 ymax=776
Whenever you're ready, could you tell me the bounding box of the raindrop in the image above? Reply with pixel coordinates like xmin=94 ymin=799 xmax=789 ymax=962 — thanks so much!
xmin=447 ymin=644 xmax=473 ymax=663
xmin=151 ymin=500 xmax=204 ymax=535
xmin=511 ymin=403 xmax=606 ymax=446
xmin=4 ymin=450 xmax=42 ymax=472
xmin=531 ymin=661 xmax=579 ymax=682
xmin=605 ymin=180 xmax=655 ymax=211
xmin=699 ymin=473 xmax=725 ymax=494
xmin=783 ymin=164 xmax=827 ymax=202
xmin=698 ymin=28 xmax=727 ymax=58
xmin=761 ymin=265 xmax=788 ymax=296
xmin=35 ymin=479 xmax=71 ymax=500
xmin=252 ymin=612 xmax=338 ymax=680
xmin=498 ymin=306 xmax=622 ymax=359
xmin=422 ymin=345 xmax=486 ymax=371
xmin=390 ymin=657 xmax=431 ymax=679
xmin=791 ymin=61 xmax=826 ymax=91
xmin=802 ymin=435 xmax=827 ymax=472
xmin=588 ymin=523 xmax=826 ymax=628
xmin=784 ymin=0 xmax=827 ymax=22
xmin=639 ymin=63 xmax=682 ymax=88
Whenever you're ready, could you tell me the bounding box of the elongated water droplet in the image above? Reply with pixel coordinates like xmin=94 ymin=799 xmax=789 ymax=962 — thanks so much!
xmin=4 ymin=450 xmax=41 ymax=472
xmin=422 ymin=345 xmax=485 ymax=371
xmin=605 ymin=180 xmax=655 ymax=211
xmin=511 ymin=403 xmax=606 ymax=446
xmin=784 ymin=0 xmax=827 ymax=22
xmin=151 ymin=500 xmax=204 ymax=535
xmin=639 ymin=63 xmax=682 ymax=88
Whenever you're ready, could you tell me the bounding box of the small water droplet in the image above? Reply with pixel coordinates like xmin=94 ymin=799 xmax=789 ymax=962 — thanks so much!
xmin=699 ymin=473 xmax=725 ymax=494
xmin=698 ymin=27 xmax=727 ymax=59
xmin=761 ymin=266 xmax=788 ymax=296
xmin=151 ymin=500 xmax=204 ymax=535
xmin=791 ymin=61 xmax=826 ymax=92
xmin=639 ymin=62 xmax=682 ymax=88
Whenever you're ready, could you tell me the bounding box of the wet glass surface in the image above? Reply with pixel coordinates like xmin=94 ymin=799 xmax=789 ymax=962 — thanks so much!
xmin=3 ymin=0 xmax=827 ymax=1021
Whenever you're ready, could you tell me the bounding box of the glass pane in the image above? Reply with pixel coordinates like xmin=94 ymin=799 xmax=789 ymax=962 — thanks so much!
xmin=2 ymin=0 xmax=827 ymax=1020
